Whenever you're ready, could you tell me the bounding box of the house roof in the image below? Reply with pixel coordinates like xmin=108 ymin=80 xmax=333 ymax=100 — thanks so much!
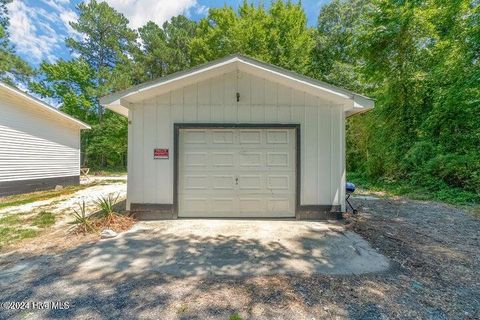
xmin=0 ymin=81 xmax=90 ymax=130
xmin=100 ymin=54 xmax=374 ymax=117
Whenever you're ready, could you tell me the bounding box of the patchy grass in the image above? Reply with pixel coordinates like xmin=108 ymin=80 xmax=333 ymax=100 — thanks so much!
xmin=0 ymin=226 xmax=39 ymax=249
xmin=0 ymin=184 xmax=92 ymax=209
xmin=30 ymin=211 xmax=56 ymax=227
xmin=0 ymin=214 xmax=23 ymax=226
xmin=347 ymin=172 xmax=480 ymax=208
xmin=229 ymin=313 xmax=243 ymax=320
xmin=0 ymin=211 xmax=56 ymax=250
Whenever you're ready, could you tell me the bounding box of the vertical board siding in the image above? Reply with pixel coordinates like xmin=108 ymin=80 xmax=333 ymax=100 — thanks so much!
xmin=0 ymin=98 xmax=80 ymax=182
xmin=143 ymin=101 xmax=157 ymax=203
xmin=128 ymin=70 xmax=345 ymax=207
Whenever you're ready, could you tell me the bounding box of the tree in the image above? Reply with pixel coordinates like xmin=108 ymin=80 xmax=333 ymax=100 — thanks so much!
xmin=32 ymin=0 xmax=134 ymax=168
xmin=316 ymin=0 xmax=480 ymax=200
xmin=0 ymin=0 xmax=33 ymax=84
xmin=65 ymin=0 xmax=137 ymax=117
xmin=310 ymin=0 xmax=370 ymax=91
xmin=134 ymin=16 xmax=197 ymax=81
xmin=190 ymin=0 xmax=314 ymax=73
xmin=404 ymin=0 xmax=480 ymax=192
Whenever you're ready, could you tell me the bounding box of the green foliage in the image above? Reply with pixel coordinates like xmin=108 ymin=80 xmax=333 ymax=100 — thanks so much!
xmin=12 ymin=0 xmax=479 ymax=204
xmin=66 ymin=0 xmax=136 ymax=72
xmin=0 ymin=184 xmax=89 ymax=209
xmin=135 ymin=16 xmax=197 ymax=81
xmin=0 ymin=227 xmax=37 ymax=249
xmin=348 ymin=171 xmax=479 ymax=206
xmin=94 ymin=193 xmax=120 ymax=219
xmin=0 ymin=211 xmax=57 ymax=249
xmin=190 ymin=0 xmax=314 ymax=73
xmin=310 ymin=0 xmax=370 ymax=90
xmin=322 ymin=0 xmax=480 ymax=203
xmin=229 ymin=313 xmax=243 ymax=320
xmin=31 ymin=0 xmax=134 ymax=168
xmin=31 ymin=211 xmax=56 ymax=228
xmin=69 ymin=201 xmax=94 ymax=233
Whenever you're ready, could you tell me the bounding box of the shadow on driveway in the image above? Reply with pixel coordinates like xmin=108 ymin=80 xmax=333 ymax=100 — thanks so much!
xmin=0 ymin=220 xmax=389 ymax=319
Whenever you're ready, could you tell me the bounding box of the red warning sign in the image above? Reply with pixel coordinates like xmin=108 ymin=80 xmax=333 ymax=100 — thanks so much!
xmin=154 ymin=148 xmax=169 ymax=159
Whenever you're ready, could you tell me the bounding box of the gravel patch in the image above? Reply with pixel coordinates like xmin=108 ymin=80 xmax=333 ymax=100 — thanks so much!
xmin=0 ymin=194 xmax=478 ymax=319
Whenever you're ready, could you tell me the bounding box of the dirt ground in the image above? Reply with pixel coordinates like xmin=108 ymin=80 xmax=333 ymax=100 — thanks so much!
xmin=0 ymin=194 xmax=478 ymax=319
xmin=0 ymin=177 xmax=126 ymax=252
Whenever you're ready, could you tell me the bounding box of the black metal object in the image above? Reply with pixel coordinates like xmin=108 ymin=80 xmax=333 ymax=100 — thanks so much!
xmin=346 ymin=182 xmax=358 ymax=214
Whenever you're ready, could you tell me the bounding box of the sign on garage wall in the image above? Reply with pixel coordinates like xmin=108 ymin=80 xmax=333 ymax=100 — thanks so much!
xmin=154 ymin=148 xmax=169 ymax=159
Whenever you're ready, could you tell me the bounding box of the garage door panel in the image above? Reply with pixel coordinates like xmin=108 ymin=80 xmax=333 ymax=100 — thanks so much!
xmin=183 ymin=130 xmax=207 ymax=144
xmin=238 ymin=175 xmax=262 ymax=190
xmin=183 ymin=175 xmax=208 ymax=190
xmin=239 ymin=198 xmax=264 ymax=213
xmin=239 ymin=152 xmax=262 ymax=167
xmin=239 ymin=130 xmax=262 ymax=144
xmin=184 ymin=152 xmax=208 ymax=167
xmin=179 ymin=128 xmax=296 ymax=218
xmin=182 ymin=198 xmax=209 ymax=214
xmin=267 ymin=175 xmax=290 ymax=190
xmin=212 ymin=152 xmax=235 ymax=167
xmin=266 ymin=130 xmax=289 ymax=144
xmin=267 ymin=198 xmax=293 ymax=214
xmin=212 ymin=130 xmax=234 ymax=144
xmin=267 ymin=152 xmax=290 ymax=167
xmin=212 ymin=175 xmax=235 ymax=189
xmin=212 ymin=198 xmax=236 ymax=213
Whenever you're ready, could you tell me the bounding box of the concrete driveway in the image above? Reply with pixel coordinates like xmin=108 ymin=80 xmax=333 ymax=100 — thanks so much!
xmin=75 ymin=220 xmax=389 ymax=277
xmin=1 ymin=220 xmax=389 ymax=285
xmin=0 ymin=219 xmax=389 ymax=319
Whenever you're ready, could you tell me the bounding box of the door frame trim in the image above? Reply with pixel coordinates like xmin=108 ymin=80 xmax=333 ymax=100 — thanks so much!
xmin=173 ymin=123 xmax=301 ymax=218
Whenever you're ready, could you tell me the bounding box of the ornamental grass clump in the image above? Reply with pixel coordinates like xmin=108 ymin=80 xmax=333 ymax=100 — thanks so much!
xmin=94 ymin=193 xmax=120 ymax=221
xmin=69 ymin=201 xmax=95 ymax=234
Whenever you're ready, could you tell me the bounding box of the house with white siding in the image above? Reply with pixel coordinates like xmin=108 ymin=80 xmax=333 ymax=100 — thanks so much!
xmin=101 ymin=55 xmax=373 ymax=219
xmin=0 ymin=81 xmax=90 ymax=196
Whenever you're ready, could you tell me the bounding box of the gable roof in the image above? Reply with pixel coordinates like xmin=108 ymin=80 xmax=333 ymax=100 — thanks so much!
xmin=0 ymin=81 xmax=91 ymax=130
xmin=100 ymin=54 xmax=374 ymax=117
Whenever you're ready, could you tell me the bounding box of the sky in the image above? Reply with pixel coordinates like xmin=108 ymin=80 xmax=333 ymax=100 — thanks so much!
xmin=6 ymin=0 xmax=330 ymax=66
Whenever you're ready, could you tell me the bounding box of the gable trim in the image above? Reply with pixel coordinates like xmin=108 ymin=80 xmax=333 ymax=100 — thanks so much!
xmin=100 ymin=54 xmax=374 ymax=117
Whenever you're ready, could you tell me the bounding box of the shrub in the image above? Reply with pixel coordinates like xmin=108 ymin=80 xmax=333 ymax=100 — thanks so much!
xmin=94 ymin=193 xmax=120 ymax=219
xmin=69 ymin=201 xmax=94 ymax=234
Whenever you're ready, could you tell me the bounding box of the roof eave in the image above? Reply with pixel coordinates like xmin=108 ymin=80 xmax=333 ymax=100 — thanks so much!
xmin=0 ymin=81 xmax=91 ymax=130
xmin=101 ymin=54 xmax=374 ymax=117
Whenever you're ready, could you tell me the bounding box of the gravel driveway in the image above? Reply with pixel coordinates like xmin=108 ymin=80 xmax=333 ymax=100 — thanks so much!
xmin=0 ymin=195 xmax=478 ymax=319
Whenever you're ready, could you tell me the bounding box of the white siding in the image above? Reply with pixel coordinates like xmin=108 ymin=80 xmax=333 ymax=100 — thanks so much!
xmin=0 ymin=95 xmax=81 ymax=182
xmin=127 ymin=70 xmax=345 ymax=209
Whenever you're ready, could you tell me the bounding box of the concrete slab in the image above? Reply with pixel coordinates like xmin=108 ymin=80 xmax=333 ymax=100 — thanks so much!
xmin=77 ymin=220 xmax=390 ymax=277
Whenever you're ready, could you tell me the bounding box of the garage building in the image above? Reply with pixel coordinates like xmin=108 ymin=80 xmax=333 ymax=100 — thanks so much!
xmin=0 ymin=81 xmax=90 ymax=196
xmin=101 ymin=55 xmax=373 ymax=219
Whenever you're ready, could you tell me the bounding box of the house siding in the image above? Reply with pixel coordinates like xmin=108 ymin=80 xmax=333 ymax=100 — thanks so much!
xmin=0 ymin=94 xmax=81 ymax=189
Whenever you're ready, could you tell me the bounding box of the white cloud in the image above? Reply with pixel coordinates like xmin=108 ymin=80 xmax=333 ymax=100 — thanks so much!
xmin=59 ymin=9 xmax=79 ymax=35
xmin=103 ymin=0 xmax=198 ymax=29
xmin=194 ymin=4 xmax=209 ymax=16
xmin=6 ymin=0 xmax=60 ymax=63
xmin=40 ymin=0 xmax=78 ymax=35
xmin=7 ymin=0 xmax=79 ymax=64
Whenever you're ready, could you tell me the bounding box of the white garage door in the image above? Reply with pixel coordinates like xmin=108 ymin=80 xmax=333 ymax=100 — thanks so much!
xmin=178 ymin=128 xmax=296 ymax=218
